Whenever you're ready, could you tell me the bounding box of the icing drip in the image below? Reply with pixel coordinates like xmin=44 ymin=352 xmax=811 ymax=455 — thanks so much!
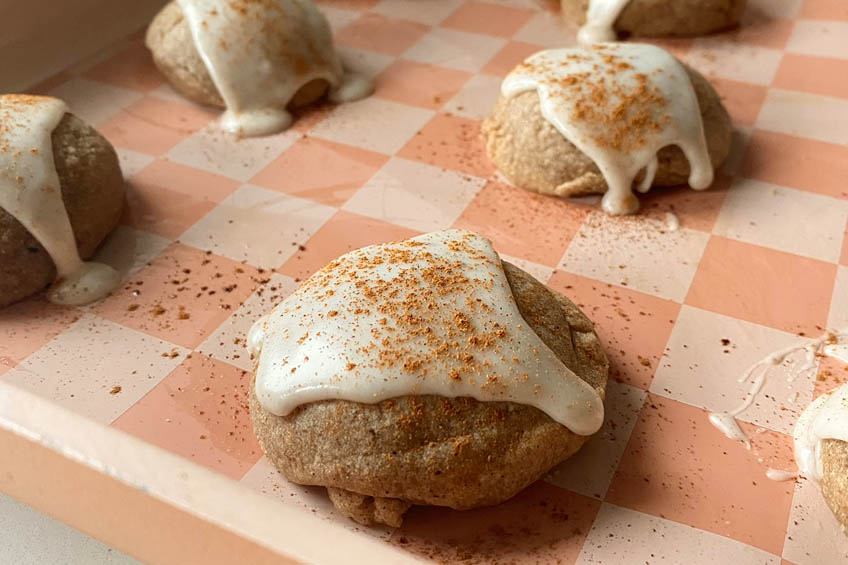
xmin=578 ymin=0 xmax=631 ymax=45
xmin=178 ymin=0 xmax=372 ymax=137
xmin=707 ymin=330 xmax=848 ymax=455
xmin=794 ymin=378 xmax=848 ymax=482
xmin=0 ymin=95 xmax=119 ymax=306
xmin=501 ymin=44 xmax=713 ymax=215
xmin=251 ymin=229 xmax=604 ymax=435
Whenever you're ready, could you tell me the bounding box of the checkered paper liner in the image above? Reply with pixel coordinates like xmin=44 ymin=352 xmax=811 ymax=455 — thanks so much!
xmin=2 ymin=0 xmax=848 ymax=562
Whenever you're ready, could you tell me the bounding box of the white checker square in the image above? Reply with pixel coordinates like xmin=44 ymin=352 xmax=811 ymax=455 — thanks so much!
xmin=198 ymin=273 xmax=299 ymax=370
xmin=714 ymin=179 xmax=848 ymax=263
xmin=178 ymin=184 xmax=336 ymax=270
xmin=559 ymin=213 xmax=710 ymax=302
xmin=403 ymin=28 xmax=506 ymax=73
xmin=443 ymin=73 xmax=504 ymax=120
xmin=546 ymin=381 xmax=646 ymax=500
xmin=93 ymin=226 xmax=172 ymax=280
xmin=310 ymin=97 xmax=434 ymax=155
xmin=687 ymin=39 xmax=783 ymax=86
xmin=651 ymin=306 xmax=815 ymax=435
xmin=115 ymin=148 xmax=155 ymax=179
xmin=783 ymin=477 xmax=848 ymax=564
xmin=788 ymin=20 xmax=848 ymax=60
xmin=240 ymin=457 xmax=393 ymax=541
xmin=320 ymin=5 xmax=360 ymax=29
xmin=3 ymin=315 xmax=188 ymax=424
xmin=498 ymin=254 xmax=554 ymax=284
xmin=830 ymin=266 xmax=848 ymax=330
xmin=48 ymin=77 xmax=142 ymax=126
xmin=757 ymin=88 xmax=848 ymax=147
xmin=372 ymin=0 xmax=464 ymax=25
xmin=577 ymin=504 xmax=780 ymax=565
xmin=720 ymin=126 xmax=752 ymax=177
xmin=166 ymin=124 xmax=302 ymax=182
xmin=343 ymin=157 xmax=485 ymax=232
xmin=744 ymin=0 xmax=803 ymax=20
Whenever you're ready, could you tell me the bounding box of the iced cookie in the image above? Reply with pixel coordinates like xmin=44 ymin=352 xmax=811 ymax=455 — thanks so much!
xmin=482 ymin=43 xmax=731 ymax=215
xmin=0 ymin=94 xmax=123 ymax=308
xmin=145 ymin=0 xmax=373 ymax=137
xmin=249 ymin=229 xmax=608 ymax=527
xmin=564 ymin=0 xmax=746 ymax=43
xmin=795 ymin=381 xmax=848 ymax=534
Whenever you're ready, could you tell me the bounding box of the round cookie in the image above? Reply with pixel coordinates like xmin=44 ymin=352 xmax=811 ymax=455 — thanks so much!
xmin=562 ymin=0 xmax=746 ymax=38
xmin=145 ymin=1 xmax=329 ymax=110
xmin=0 ymin=113 xmax=124 ymax=308
xmin=482 ymin=64 xmax=732 ymax=200
xmin=250 ymin=261 xmax=609 ymax=527
xmin=820 ymin=438 xmax=848 ymax=533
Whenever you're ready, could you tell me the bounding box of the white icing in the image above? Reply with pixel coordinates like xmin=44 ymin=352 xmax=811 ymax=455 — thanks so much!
xmin=178 ymin=0 xmax=372 ymax=137
xmin=0 ymin=95 xmax=119 ymax=306
xmin=765 ymin=468 xmax=797 ymax=482
xmin=578 ymin=0 xmax=631 ymax=45
xmin=664 ymin=211 xmax=680 ymax=231
xmin=501 ymin=44 xmax=713 ymax=215
xmin=708 ymin=330 xmax=848 ymax=452
xmin=251 ymin=229 xmax=604 ymax=435
xmin=794 ymin=379 xmax=848 ymax=482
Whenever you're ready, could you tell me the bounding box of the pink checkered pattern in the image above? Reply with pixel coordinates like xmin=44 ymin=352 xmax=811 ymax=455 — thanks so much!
xmin=3 ymin=0 xmax=848 ymax=562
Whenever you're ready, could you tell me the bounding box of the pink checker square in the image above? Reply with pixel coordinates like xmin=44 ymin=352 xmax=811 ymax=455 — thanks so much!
xmin=686 ymin=236 xmax=837 ymax=336
xmin=635 ymin=174 xmax=731 ymax=233
xmin=606 ymin=394 xmax=795 ymax=555
xmin=123 ymin=158 xmax=240 ymax=239
xmin=453 ymin=181 xmax=589 ymax=267
xmin=112 ymin=353 xmax=261 ymax=480
xmin=774 ymin=54 xmax=848 ymax=100
xmin=842 ymin=222 xmax=848 ymax=265
xmin=390 ymin=481 xmax=601 ymax=564
xmin=740 ymin=130 xmax=848 ymax=200
xmin=0 ymin=299 xmax=78 ymax=377
xmin=98 ymin=96 xmax=217 ymax=156
xmin=84 ymin=43 xmax=164 ymax=93
xmin=801 ymin=0 xmax=848 ymax=20
xmin=91 ymin=243 xmax=261 ymax=349
xmin=375 ymin=59 xmax=471 ymax=110
xmin=548 ymin=271 xmax=681 ymax=391
xmin=280 ymin=210 xmax=420 ymax=281
xmin=481 ymin=41 xmax=542 ymax=77
xmin=335 ymin=13 xmax=429 ymax=56
xmin=250 ymin=137 xmax=387 ymax=207
xmin=396 ymin=113 xmax=493 ymax=178
xmin=440 ymin=2 xmax=534 ymax=38
xmin=709 ymin=77 xmax=768 ymax=127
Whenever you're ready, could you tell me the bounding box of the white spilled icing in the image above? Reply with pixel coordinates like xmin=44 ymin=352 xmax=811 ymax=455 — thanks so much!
xmin=708 ymin=330 xmax=848 ymax=452
xmin=251 ymin=229 xmax=604 ymax=435
xmin=794 ymin=376 xmax=848 ymax=482
xmin=664 ymin=211 xmax=680 ymax=231
xmin=765 ymin=468 xmax=797 ymax=482
xmin=178 ymin=0 xmax=372 ymax=137
xmin=247 ymin=314 xmax=268 ymax=358
xmin=0 ymin=95 xmax=119 ymax=306
xmin=578 ymin=0 xmax=631 ymax=45
xmin=501 ymin=44 xmax=713 ymax=215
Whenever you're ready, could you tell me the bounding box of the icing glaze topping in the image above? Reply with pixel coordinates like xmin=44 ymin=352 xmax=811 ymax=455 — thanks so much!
xmin=178 ymin=0 xmax=372 ymax=137
xmin=501 ymin=44 xmax=713 ymax=215
xmin=707 ymin=330 xmax=848 ymax=463
xmin=250 ymin=229 xmax=604 ymax=435
xmin=578 ymin=0 xmax=631 ymax=45
xmin=0 ymin=95 xmax=119 ymax=306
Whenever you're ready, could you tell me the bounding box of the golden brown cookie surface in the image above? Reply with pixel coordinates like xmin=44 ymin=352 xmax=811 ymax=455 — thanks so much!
xmin=820 ymin=438 xmax=848 ymax=534
xmin=250 ymin=261 xmax=608 ymax=527
xmin=0 ymin=113 xmax=124 ymax=308
xmin=482 ymin=63 xmax=731 ymax=200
